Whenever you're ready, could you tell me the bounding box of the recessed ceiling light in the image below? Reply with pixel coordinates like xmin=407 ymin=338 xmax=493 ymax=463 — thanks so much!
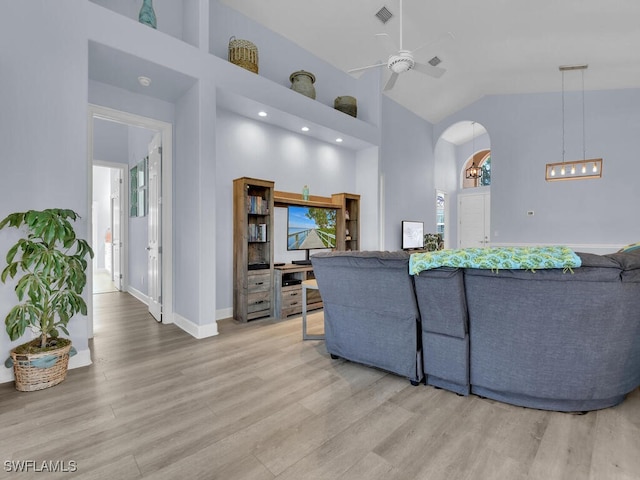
xmin=138 ymin=76 xmax=151 ymax=87
xmin=336 ymin=138 xmax=343 ymax=143
xmin=301 ymin=126 xmax=310 ymax=132
xmin=258 ymin=111 xmax=267 ymax=117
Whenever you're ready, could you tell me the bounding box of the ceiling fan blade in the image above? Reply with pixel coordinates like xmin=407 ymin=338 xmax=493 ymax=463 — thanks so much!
xmin=410 ymin=31 xmax=455 ymax=56
xmin=413 ymin=62 xmax=446 ymax=78
xmin=375 ymin=33 xmax=398 ymax=55
xmin=383 ymin=72 xmax=400 ymax=91
xmin=348 ymin=62 xmax=387 ymax=74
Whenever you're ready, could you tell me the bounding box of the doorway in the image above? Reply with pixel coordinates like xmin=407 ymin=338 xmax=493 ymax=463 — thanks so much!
xmin=87 ymin=104 xmax=174 ymax=338
xmin=92 ymin=163 xmax=126 ymax=295
xmin=458 ymin=191 xmax=490 ymax=248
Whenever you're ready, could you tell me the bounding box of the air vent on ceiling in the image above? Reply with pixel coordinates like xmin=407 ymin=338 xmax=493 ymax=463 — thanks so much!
xmin=428 ymin=56 xmax=442 ymax=67
xmin=375 ymin=6 xmax=393 ymax=24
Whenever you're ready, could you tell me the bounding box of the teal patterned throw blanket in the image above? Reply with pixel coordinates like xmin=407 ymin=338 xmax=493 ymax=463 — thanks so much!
xmin=409 ymin=246 xmax=581 ymax=275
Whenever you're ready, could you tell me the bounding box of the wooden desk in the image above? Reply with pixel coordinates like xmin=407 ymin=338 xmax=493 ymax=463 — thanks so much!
xmin=302 ymin=279 xmax=323 ymax=340
xmin=273 ymin=264 xmax=322 ymax=318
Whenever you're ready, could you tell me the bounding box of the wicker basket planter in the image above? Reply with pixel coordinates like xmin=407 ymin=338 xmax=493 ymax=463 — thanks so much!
xmin=228 ymin=36 xmax=258 ymax=74
xmin=10 ymin=340 xmax=72 ymax=392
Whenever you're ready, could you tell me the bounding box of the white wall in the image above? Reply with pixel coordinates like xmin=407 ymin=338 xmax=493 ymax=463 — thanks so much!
xmin=92 ymin=166 xmax=112 ymax=270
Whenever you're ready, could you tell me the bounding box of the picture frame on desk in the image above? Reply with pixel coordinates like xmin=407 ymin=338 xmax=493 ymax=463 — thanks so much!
xmin=402 ymin=220 xmax=424 ymax=250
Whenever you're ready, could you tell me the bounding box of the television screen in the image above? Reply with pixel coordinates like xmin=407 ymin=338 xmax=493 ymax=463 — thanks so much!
xmin=402 ymin=221 xmax=424 ymax=250
xmin=287 ymin=205 xmax=337 ymax=251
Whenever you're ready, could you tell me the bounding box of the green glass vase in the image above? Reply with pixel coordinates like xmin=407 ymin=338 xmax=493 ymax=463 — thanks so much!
xmin=139 ymin=0 xmax=157 ymax=29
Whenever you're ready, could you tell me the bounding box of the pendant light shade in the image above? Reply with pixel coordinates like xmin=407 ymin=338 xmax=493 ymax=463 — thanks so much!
xmin=545 ymin=65 xmax=603 ymax=181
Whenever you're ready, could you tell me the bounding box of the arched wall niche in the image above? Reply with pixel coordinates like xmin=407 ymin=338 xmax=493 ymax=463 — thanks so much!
xmin=434 ymin=120 xmax=492 ymax=248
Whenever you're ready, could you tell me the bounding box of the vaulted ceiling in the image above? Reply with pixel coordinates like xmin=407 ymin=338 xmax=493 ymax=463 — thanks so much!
xmin=219 ymin=0 xmax=640 ymax=125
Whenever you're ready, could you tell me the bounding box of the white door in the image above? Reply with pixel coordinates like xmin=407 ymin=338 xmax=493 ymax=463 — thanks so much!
xmin=459 ymin=192 xmax=490 ymax=248
xmin=147 ymin=133 xmax=162 ymax=322
xmin=111 ymin=168 xmax=123 ymax=291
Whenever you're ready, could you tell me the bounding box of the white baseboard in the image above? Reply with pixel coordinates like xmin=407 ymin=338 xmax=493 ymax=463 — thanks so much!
xmin=127 ymin=286 xmax=149 ymax=305
xmin=69 ymin=347 xmax=92 ymax=370
xmin=216 ymin=307 xmax=233 ymax=321
xmin=173 ymin=313 xmax=219 ymax=339
xmin=0 ymin=347 xmax=92 ymax=385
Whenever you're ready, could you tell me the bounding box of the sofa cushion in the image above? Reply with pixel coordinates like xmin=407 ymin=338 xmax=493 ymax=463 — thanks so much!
xmin=311 ymin=251 xmax=414 ymax=315
xmin=413 ymin=268 xmax=467 ymax=338
xmin=606 ymin=250 xmax=640 ymax=283
xmin=311 ymin=251 xmax=422 ymax=382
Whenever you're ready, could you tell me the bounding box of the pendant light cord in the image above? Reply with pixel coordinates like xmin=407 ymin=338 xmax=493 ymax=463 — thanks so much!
xmin=561 ymin=69 xmax=565 ymax=163
xmin=581 ymin=68 xmax=586 ymax=160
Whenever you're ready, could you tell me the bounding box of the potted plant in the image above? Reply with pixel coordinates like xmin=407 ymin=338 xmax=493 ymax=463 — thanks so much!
xmin=0 ymin=209 xmax=93 ymax=391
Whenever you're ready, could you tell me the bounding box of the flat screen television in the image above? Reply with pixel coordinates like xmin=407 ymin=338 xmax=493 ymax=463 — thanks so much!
xmin=402 ymin=220 xmax=424 ymax=250
xmin=287 ymin=206 xmax=337 ymax=259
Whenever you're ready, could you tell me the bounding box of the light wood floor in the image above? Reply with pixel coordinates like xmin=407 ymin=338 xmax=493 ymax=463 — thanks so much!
xmin=1 ymin=292 xmax=639 ymax=479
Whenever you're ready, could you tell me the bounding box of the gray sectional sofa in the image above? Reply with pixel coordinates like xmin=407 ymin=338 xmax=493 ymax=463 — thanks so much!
xmin=311 ymin=249 xmax=640 ymax=411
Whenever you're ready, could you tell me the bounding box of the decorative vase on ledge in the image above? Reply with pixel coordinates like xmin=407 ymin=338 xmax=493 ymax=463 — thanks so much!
xmin=334 ymin=96 xmax=357 ymax=117
xmin=289 ymin=70 xmax=316 ymax=99
xmin=139 ymin=0 xmax=157 ymax=29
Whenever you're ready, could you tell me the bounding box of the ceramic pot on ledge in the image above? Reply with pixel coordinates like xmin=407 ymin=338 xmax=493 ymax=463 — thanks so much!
xmin=290 ymin=70 xmax=316 ymax=99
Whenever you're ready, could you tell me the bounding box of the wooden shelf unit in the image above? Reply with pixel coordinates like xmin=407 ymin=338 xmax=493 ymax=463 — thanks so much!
xmin=233 ymin=177 xmax=274 ymax=322
xmin=332 ymin=193 xmax=360 ymax=251
xmin=274 ymin=264 xmax=322 ymax=318
xmin=233 ymin=178 xmax=360 ymax=322
xmin=273 ymin=191 xmax=336 ymax=208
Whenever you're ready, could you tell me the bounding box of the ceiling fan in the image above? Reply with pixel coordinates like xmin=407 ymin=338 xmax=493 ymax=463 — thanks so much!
xmin=348 ymin=0 xmax=454 ymax=91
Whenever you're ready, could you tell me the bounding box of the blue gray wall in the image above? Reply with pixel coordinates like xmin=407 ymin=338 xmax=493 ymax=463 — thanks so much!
xmin=0 ymin=2 xmax=91 ymax=360
xmin=380 ymin=97 xmax=435 ymax=251
xmin=435 ymin=90 xmax=640 ymax=248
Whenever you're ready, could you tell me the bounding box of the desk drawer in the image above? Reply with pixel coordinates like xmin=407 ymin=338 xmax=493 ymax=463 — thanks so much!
xmin=248 ymin=272 xmax=271 ymax=293
xmin=306 ymin=288 xmax=322 ymax=305
xmin=282 ymin=285 xmax=303 ymax=309
xmin=248 ymin=290 xmax=271 ymax=314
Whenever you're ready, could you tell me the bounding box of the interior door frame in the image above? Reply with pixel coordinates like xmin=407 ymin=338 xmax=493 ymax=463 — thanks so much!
xmin=87 ymin=104 xmax=174 ymax=337
xmin=146 ymin=132 xmax=162 ymax=322
xmin=93 ymin=160 xmax=128 ymax=293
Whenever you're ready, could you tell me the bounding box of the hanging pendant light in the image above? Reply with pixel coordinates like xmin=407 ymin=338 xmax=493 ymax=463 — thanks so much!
xmin=466 ymin=121 xmax=483 ymax=180
xmin=545 ymin=64 xmax=603 ymax=181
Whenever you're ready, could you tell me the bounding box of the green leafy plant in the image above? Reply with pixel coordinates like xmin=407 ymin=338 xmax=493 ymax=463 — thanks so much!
xmin=0 ymin=209 xmax=94 ymax=350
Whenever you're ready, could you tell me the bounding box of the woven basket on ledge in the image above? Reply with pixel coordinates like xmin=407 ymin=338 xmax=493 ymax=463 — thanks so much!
xmin=228 ymin=36 xmax=259 ymax=74
xmin=10 ymin=342 xmax=72 ymax=392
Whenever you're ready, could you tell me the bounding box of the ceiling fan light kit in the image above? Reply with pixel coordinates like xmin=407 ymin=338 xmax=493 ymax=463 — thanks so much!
xmin=388 ymin=52 xmax=415 ymax=73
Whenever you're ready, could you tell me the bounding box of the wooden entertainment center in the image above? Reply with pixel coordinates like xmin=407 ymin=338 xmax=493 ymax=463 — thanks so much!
xmin=233 ymin=177 xmax=360 ymax=322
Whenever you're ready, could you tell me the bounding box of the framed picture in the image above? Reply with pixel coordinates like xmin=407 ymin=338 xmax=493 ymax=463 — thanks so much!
xmin=402 ymin=221 xmax=424 ymax=250
xmin=129 ymin=157 xmax=148 ymax=217
xmin=129 ymin=164 xmax=138 ymax=217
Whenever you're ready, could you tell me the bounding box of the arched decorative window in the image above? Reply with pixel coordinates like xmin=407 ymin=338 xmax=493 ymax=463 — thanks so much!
xmin=480 ymin=155 xmax=491 ymax=186
xmin=463 ymin=150 xmax=491 ymax=189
